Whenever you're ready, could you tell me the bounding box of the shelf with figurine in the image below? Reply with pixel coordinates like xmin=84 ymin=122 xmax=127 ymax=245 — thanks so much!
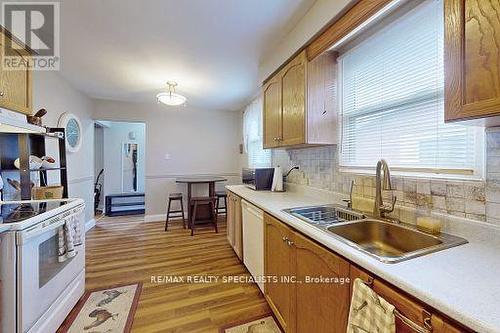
xmin=0 ymin=110 xmax=68 ymax=201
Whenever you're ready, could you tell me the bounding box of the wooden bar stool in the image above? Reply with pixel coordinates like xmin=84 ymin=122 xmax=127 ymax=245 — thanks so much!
xmin=215 ymin=191 xmax=227 ymax=216
xmin=165 ymin=192 xmax=186 ymax=231
xmin=189 ymin=196 xmax=218 ymax=236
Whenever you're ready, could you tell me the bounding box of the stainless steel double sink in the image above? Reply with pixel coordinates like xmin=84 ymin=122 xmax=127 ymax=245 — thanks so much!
xmin=283 ymin=205 xmax=468 ymax=263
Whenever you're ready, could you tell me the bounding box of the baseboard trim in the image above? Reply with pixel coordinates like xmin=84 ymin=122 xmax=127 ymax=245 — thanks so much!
xmin=144 ymin=214 xmax=167 ymax=222
xmin=85 ymin=218 xmax=96 ymax=232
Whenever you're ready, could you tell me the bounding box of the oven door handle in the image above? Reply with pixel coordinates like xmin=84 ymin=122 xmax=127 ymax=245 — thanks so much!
xmin=17 ymin=206 xmax=84 ymax=244
xmin=17 ymin=218 xmax=67 ymax=244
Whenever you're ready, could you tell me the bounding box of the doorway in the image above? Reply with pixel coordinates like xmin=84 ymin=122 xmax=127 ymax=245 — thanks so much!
xmin=93 ymin=120 xmax=146 ymax=217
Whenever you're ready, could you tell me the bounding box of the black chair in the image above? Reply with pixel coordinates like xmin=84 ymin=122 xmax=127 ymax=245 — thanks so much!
xmin=189 ymin=196 xmax=218 ymax=236
xmin=215 ymin=191 xmax=227 ymax=216
xmin=165 ymin=193 xmax=186 ymax=231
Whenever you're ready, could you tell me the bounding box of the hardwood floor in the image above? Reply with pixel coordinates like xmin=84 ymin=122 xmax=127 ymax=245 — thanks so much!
xmin=84 ymin=215 xmax=270 ymax=332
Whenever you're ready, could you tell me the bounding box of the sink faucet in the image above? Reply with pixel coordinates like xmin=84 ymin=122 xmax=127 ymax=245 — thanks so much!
xmin=373 ymin=159 xmax=396 ymax=218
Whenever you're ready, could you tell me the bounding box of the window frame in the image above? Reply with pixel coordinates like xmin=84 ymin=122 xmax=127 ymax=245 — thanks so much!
xmin=243 ymin=96 xmax=272 ymax=169
xmin=335 ymin=0 xmax=485 ymax=181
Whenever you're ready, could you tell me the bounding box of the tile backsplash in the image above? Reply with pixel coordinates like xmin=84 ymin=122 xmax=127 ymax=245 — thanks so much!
xmin=273 ymin=129 xmax=500 ymax=226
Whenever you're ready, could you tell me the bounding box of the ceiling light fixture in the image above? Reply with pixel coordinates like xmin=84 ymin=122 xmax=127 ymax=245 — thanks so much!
xmin=156 ymin=81 xmax=187 ymax=106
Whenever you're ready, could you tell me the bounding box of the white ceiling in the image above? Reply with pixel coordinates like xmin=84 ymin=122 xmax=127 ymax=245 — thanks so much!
xmin=56 ymin=0 xmax=316 ymax=111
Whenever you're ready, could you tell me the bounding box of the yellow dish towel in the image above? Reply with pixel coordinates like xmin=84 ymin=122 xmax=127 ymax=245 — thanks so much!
xmin=347 ymin=278 xmax=396 ymax=333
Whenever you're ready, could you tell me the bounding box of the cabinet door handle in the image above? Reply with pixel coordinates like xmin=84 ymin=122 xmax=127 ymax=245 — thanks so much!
xmin=423 ymin=310 xmax=433 ymax=331
xmin=287 ymin=240 xmax=294 ymax=247
xmin=0 ymin=91 xmax=4 ymax=97
xmin=282 ymin=236 xmax=288 ymax=242
xmin=361 ymin=277 xmax=374 ymax=287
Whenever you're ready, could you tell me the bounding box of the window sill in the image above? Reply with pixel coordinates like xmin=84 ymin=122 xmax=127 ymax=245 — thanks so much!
xmin=338 ymin=167 xmax=485 ymax=182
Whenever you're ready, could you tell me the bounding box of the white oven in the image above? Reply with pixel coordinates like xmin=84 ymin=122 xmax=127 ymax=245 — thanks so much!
xmin=19 ymin=203 xmax=85 ymax=332
xmin=1 ymin=200 xmax=86 ymax=333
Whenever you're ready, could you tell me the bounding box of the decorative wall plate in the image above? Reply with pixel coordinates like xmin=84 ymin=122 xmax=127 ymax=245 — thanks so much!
xmin=58 ymin=112 xmax=83 ymax=153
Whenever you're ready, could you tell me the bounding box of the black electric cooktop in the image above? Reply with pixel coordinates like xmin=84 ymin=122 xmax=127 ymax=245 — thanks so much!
xmin=0 ymin=201 xmax=69 ymax=224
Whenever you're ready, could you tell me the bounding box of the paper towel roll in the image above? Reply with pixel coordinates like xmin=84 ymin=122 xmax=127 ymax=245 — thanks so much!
xmin=271 ymin=166 xmax=284 ymax=192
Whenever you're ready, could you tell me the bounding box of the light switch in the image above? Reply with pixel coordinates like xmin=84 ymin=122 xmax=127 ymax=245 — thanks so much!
xmin=164 ymin=153 xmax=171 ymax=160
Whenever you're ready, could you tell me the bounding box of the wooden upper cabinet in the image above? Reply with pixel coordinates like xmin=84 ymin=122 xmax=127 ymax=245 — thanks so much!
xmin=445 ymin=0 xmax=500 ymax=122
xmin=262 ymin=50 xmax=337 ymax=148
xmin=263 ymin=76 xmax=282 ymax=148
xmin=305 ymin=0 xmax=394 ymax=61
xmin=264 ymin=214 xmax=294 ymax=332
xmin=293 ymin=231 xmax=350 ymax=333
xmin=307 ymin=52 xmax=338 ymax=144
xmin=0 ymin=29 xmax=32 ymax=115
xmin=281 ymin=52 xmax=306 ymax=146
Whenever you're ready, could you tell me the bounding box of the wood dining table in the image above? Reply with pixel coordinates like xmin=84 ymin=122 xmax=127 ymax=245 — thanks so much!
xmin=176 ymin=176 xmax=227 ymax=223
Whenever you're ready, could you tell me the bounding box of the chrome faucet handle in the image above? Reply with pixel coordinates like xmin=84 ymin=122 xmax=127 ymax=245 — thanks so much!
xmin=381 ymin=195 xmax=397 ymax=214
xmin=342 ymin=199 xmax=352 ymax=209
xmin=343 ymin=180 xmax=355 ymax=209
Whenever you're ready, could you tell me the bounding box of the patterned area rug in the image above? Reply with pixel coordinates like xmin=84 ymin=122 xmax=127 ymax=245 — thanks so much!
xmin=220 ymin=315 xmax=282 ymax=333
xmin=59 ymin=283 xmax=142 ymax=333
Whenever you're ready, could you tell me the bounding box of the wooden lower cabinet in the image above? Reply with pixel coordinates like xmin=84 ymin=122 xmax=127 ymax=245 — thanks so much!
xmin=264 ymin=213 xmax=470 ymax=333
xmin=431 ymin=314 xmax=466 ymax=333
xmin=350 ymin=265 xmax=470 ymax=333
xmin=226 ymin=193 xmax=235 ymax=246
xmin=226 ymin=192 xmax=242 ymax=260
xmin=293 ymin=231 xmax=350 ymax=333
xmin=264 ymin=213 xmax=350 ymax=332
xmin=264 ymin=213 xmax=294 ymax=332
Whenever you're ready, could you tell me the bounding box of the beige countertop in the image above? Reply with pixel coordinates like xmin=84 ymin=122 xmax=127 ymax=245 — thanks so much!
xmin=227 ymin=184 xmax=500 ymax=333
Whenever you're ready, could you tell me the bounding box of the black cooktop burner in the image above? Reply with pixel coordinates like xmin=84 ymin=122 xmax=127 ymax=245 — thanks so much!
xmin=0 ymin=201 xmax=69 ymax=224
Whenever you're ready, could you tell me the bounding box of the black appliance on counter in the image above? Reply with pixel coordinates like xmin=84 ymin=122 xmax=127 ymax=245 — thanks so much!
xmin=242 ymin=168 xmax=275 ymax=190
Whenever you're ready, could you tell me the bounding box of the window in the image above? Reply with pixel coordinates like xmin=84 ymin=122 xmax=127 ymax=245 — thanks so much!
xmin=243 ymin=96 xmax=271 ymax=168
xmin=338 ymin=0 xmax=483 ymax=177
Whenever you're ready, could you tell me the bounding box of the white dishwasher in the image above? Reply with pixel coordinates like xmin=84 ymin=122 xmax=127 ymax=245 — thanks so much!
xmin=241 ymin=200 xmax=264 ymax=292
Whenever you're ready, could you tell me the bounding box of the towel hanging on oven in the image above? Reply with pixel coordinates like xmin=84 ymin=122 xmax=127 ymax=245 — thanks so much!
xmin=58 ymin=214 xmax=82 ymax=262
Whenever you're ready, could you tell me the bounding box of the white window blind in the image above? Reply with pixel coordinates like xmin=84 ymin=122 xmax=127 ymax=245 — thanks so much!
xmin=243 ymin=96 xmax=271 ymax=168
xmin=339 ymin=0 xmax=482 ymax=175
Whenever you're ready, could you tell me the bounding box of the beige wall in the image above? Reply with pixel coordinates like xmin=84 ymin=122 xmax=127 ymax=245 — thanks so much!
xmin=32 ymin=71 xmax=95 ymax=223
xmin=258 ymin=0 xmax=352 ymax=81
xmin=92 ymin=99 xmax=243 ymax=219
